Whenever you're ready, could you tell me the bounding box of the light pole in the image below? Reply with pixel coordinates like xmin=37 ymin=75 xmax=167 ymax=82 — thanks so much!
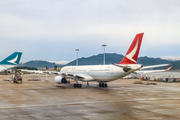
xmin=102 ymin=44 xmax=107 ymax=65
xmin=75 ymin=49 xmax=79 ymax=66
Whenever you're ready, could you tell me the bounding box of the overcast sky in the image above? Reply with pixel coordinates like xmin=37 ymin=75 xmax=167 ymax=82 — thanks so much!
xmin=0 ymin=0 xmax=180 ymax=63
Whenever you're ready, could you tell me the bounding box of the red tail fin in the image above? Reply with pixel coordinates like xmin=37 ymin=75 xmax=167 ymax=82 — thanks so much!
xmin=166 ymin=66 xmax=172 ymax=70
xmin=119 ymin=33 xmax=144 ymax=64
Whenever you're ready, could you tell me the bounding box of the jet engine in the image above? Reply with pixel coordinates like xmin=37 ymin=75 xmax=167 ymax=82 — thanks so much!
xmin=54 ymin=76 xmax=68 ymax=84
xmin=123 ymin=67 xmax=131 ymax=72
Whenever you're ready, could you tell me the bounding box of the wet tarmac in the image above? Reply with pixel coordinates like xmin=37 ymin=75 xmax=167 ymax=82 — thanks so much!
xmin=0 ymin=74 xmax=180 ymax=120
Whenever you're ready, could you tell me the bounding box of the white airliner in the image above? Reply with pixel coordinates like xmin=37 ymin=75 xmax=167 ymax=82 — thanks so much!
xmin=0 ymin=52 xmax=22 ymax=71
xmin=54 ymin=33 xmax=144 ymax=88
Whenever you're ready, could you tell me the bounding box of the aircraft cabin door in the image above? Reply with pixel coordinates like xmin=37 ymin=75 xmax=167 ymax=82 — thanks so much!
xmin=110 ymin=66 xmax=114 ymax=74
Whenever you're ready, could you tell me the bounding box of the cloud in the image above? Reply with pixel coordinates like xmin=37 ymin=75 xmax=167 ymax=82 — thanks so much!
xmin=1 ymin=0 xmax=180 ymax=40
xmin=0 ymin=0 xmax=180 ymax=62
xmin=161 ymin=56 xmax=180 ymax=61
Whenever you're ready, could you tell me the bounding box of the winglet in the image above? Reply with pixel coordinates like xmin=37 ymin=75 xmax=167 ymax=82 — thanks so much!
xmin=119 ymin=33 xmax=144 ymax=64
xmin=0 ymin=52 xmax=22 ymax=65
xmin=166 ymin=66 xmax=172 ymax=71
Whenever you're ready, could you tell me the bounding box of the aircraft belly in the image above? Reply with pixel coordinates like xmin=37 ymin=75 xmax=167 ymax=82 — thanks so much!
xmin=64 ymin=70 xmax=131 ymax=82
xmin=89 ymin=71 xmax=124 ymax=81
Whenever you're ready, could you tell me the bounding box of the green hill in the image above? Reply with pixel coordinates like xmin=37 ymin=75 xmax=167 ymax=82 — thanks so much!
xmin=19 ymin=53 xmax=180 ymax=70
xmin=18 ymin=60 xmax=63 ymax=68
xmin=66 ymin=53 xmax=124 ymax=66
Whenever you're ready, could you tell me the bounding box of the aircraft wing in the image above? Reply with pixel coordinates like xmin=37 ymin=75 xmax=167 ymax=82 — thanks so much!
xmin=43 ymin=71 xmax=60 ymax=74
xmin=60 ymin=72 xmax=95 ymax=81
xmin=20 ymin=69 xmax=43 ymax=74
xmin=141 ymin=64 xmax=169 ymax=70
xmin=136 ymin=70 xmax=166 ymax=74
xmin=135 ymin=66 xmax=172 ymax=74
xmin=20 ymin=69 xmax=61 ymax=74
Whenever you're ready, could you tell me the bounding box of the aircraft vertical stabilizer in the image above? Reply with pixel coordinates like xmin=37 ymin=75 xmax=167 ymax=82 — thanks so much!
xmin=0 ymin=52 xmax=22 ymax=65
xmin=119 ymin=33 xmax=144 ymax=64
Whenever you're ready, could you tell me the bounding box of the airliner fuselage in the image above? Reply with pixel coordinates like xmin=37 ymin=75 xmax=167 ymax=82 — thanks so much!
xmin=59 ymin=64 xmax=142 ymax=82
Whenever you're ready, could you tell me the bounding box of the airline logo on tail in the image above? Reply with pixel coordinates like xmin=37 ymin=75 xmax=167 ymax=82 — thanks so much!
xmin=126 ymin=38 xmax=139 ymax=63
xmin=8 ymin=55 xmax=18 ymax=64
xmin=0 ymin=52 xmax=22 ymax=65
xmin=119 ymin=33 xmax=144 ymax=64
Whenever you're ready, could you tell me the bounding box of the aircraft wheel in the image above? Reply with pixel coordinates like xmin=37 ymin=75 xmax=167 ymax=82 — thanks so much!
xmin=99 ymin=83 xmax=101 ymax=87
xmin=101 ymin=83 xmax=104 ymax=87
xmin=74 ymin=84 xmax=82 ymax=88
xmin=105 ymin=83 xmax=107 ymax=87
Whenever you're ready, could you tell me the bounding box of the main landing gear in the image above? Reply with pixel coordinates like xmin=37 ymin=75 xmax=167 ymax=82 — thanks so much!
xmin=74 ymin=83 xmax=82 ymax=88
xmin=99 ymin=82 xmax=107 ymax=87
xmin=74 ymin=77 xmax=82 ymax=88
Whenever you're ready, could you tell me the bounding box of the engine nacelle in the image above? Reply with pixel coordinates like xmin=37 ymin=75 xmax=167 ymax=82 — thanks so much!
xmin=54 ymin=76 xmax=68 ymax=84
